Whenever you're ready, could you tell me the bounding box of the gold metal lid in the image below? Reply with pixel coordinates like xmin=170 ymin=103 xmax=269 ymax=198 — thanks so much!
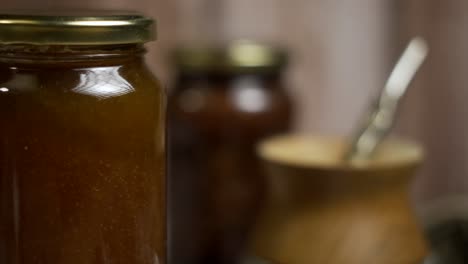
xmin=173 ymin=40 xmax=288 ymax=73
xmin=0 ymin=11 xmax=156 ymax=45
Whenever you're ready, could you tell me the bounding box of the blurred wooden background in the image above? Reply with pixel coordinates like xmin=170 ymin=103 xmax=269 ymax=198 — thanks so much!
xmin=3 ymin=0 xmax=468 ymax=212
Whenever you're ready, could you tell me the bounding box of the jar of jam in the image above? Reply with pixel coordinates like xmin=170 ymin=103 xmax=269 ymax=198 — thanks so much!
xmin=0 ymin=12 xmax=166 ymax=264
xmin=168 ymin=41 xmax=293 ymax=264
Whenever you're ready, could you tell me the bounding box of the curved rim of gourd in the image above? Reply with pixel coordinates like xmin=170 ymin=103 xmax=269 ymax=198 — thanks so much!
xmin=257 ymin=134 xmax=424 ymax=172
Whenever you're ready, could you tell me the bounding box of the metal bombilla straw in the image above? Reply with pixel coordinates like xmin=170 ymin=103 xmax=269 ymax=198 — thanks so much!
xmin=343 ymin=37 xmax=429 ymax=163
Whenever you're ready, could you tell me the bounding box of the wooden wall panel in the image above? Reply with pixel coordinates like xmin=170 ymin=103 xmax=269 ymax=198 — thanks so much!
xmin=396 ymin=0 xmax=468 ymax=208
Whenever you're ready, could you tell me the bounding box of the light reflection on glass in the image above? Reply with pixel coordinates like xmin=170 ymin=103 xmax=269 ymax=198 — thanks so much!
xmin=0 ymin=74 xmax=38 ymax=93
xmin=231 ymin=77 xmax=269 ymax=113
xmin=72 ymin=67 xmax=134 ymax=100
xmin=68 ymin=21 xmax=131 ymax=26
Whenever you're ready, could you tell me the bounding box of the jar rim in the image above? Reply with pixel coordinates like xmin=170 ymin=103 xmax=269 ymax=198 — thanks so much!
xmin=0 ymin=10 xmax=156 ymax=45
xmin=172 ymin=40 xmax=288 ymax=73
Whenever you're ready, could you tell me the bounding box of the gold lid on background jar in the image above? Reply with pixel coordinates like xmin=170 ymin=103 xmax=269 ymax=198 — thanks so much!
xmin=0 ymin=11 xmax=155 ymax=45
xmin=173 ymin=40 xmax=288 ymax=73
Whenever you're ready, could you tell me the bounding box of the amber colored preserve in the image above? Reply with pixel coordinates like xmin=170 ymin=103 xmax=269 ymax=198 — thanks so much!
xmin=0 ymin=13 xmax=166 ymax=264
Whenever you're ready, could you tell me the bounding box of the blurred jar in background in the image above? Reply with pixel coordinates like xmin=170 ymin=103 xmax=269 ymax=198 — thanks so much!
xmin=168 ymin=41 xmax=293 ymax=264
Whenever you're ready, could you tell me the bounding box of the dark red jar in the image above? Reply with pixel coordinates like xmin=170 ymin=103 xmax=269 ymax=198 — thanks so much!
xmin=168 ymin=41 xmax=293 ymax=264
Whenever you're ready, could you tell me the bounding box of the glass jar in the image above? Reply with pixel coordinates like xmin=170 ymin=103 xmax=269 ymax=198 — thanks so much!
xmin=169 ymin=41 xmax=293 ymax=264
xmin=0 ymin=12 xmax=166 ymax=264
